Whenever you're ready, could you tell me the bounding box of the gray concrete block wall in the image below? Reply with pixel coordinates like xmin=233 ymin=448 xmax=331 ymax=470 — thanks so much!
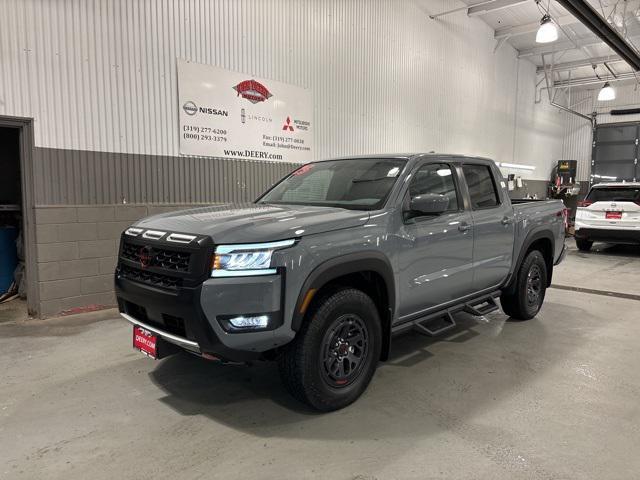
xmin=34 ymin=204 xmax=207 ymax=317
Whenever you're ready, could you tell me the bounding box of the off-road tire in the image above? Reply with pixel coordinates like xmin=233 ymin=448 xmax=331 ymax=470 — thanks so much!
xmin=500 ymin=250 xmax=547 ymax=321
xmin=278 ymin=288 xmax=381 ymax=412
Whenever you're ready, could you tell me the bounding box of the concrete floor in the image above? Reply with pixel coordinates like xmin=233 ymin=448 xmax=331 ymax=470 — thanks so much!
xmin=1 ymin=244 xmax=640 ymax=480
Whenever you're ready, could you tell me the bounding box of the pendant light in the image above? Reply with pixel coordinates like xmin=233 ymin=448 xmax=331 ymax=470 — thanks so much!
xmin=536 ymin=14 xmax=558 ymax=43
xmin=597 ymin=82 xmax=616 ymax=101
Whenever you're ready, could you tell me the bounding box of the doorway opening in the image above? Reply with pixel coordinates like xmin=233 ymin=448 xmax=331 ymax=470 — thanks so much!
xmin=0 ymin=118 xmax=37 ymax=319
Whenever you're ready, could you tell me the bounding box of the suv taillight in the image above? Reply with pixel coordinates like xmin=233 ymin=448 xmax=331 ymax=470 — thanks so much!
xmin=577 ymin=200 xmax=593 ymax=207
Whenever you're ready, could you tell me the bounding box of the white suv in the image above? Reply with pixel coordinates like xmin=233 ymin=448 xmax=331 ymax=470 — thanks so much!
xmin=575 ymin=182 xmax=640 ymax=251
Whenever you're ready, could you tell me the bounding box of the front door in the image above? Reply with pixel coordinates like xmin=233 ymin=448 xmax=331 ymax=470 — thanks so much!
xmin=397 ymin=162 xmax=474 ymax=318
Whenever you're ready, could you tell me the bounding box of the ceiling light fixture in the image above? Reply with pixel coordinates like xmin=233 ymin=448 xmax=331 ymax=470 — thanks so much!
xmin=497 ymin=162 xmax=536 ymax=171
xmin=597 ymin=82 xmax=616 ymax=101
xmin=536 ymin=14 xmax=558 ymax=43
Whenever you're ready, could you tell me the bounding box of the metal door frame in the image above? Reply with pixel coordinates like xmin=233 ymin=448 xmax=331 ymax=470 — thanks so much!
xmin=0 ymin=116 xmax=39 ymax=317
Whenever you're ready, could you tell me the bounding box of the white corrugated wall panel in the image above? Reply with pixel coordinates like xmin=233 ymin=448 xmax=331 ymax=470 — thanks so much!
xmin=0 ymin=0 xmax=566 ymax=204
xmin=1 ymin=1 xmax=547 ymax=157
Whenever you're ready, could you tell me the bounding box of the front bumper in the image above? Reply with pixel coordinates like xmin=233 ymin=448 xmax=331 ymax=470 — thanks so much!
xmin=575 ymin=227 xmax=640 ymax=245
xmin=115 ymin=271 xmax=290 ymax=362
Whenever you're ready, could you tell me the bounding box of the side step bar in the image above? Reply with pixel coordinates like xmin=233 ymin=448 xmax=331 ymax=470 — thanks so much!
xmin=463 ymin=296 xmax=499 ymax=316
xmin=413 ymin=310 xmax=457 ymax=336
xmin=392 ymin=291 xmax=501 ymax=337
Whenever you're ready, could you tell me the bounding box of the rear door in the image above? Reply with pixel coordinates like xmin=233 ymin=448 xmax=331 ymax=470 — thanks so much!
xmin=459 ymin=162 xmax=515 ymax=290
xmin=578 ymin=185 xmax=640 ymax=228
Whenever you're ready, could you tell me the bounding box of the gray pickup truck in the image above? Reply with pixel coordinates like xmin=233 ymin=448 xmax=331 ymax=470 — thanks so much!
xmin=116 ymin=154 xmax=566 ymax=411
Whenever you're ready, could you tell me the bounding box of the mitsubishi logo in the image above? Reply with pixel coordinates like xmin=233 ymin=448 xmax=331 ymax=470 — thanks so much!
xmin=282 ymin=116 xmax=294 ymax=131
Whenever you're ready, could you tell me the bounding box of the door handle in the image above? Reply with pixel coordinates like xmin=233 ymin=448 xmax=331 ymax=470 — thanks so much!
xmin=501 ymin=217 xmax=513 ymax=225
xmin=458 ymin=222 xmax=471 ymax=232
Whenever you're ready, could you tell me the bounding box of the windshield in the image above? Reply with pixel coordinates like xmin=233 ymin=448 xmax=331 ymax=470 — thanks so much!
xmin=258 ymin=158 xmax=406 ymax=210
xmin=587 ymin=186 xmax=640 ymax=203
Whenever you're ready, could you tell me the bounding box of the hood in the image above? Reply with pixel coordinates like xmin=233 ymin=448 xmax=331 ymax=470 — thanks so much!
xmin=134 ymin=203 xmax=370 ymax=243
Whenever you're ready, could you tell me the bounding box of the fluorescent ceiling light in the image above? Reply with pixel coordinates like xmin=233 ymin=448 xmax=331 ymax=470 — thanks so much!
xmin=597 ymin=82 xmax=616 ymax=101
xmin=497 ymin=162 xmax=536 ymax=171
xmin=536 ymin=15 xmax=558 ymax=43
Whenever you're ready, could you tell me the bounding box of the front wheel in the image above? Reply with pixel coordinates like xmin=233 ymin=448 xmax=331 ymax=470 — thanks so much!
xmin=278 ymin=288 xmax=381 ymax=411
xmin=500 ymin=250 xmax=547 ymax=320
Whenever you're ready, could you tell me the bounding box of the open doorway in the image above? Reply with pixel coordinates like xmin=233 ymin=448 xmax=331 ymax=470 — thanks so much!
xmin=0 ymin=117 xmax=37 ymax=319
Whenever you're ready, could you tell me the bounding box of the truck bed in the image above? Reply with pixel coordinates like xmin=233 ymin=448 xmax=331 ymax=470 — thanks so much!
xmin=512 ymin=199 xmax=565 ymax=265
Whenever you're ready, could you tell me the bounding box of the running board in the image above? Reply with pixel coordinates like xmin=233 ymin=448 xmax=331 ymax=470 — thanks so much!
xmin=412 ymin=310 xmax=457 ymax=337
xmin=391 ymin=290 xmax=502 ymax=336
xmin=463 ymin=295 xmax=499 ymax=316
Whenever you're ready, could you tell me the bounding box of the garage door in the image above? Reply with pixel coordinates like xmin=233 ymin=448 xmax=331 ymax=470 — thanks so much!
xmin=592 ymin=123 xmax=638 ymax=183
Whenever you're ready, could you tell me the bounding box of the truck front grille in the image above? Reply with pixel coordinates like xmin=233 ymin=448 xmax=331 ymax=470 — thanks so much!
xmin=119 ymin=265 xmax=182 ymax=290
xmin=121 ymin=241 xmax=191 ymax=272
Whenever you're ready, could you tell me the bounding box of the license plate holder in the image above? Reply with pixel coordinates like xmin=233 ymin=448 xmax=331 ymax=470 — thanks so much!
xmin=133 ymin=326 xmax=157 ymax=359
xmin=606 ymin=211 xmax=622 ymax=220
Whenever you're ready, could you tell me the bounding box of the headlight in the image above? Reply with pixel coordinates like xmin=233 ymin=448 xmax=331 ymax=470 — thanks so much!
xmin=211 ymin=239 xmax=295 ymax=277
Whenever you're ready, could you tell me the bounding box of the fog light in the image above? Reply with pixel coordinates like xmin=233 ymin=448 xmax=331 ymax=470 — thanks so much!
xmin=228 ymin=315 xmax=269 ymax=329
xmin=218 ymin=312 xmax=282 ymax=333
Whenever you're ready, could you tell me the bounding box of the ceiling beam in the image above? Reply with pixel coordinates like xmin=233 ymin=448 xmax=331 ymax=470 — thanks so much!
xmin=535 ymin=55 xmax=623 ymax=73
xmin=468 ymin=0 xmax=528 ymax=17
xmin=555 ymin=0 xmax=640 ymax=70
xmin=495 ymin=14 xmax=576 ymax=39
xmin=518 ymin=21 xmax=640 ymax=58
xmin=554 ymin=71 xmax=637 ymax=87
xmin=495 ymin=0 xmax=640 ymax=39
xmin=519 ymin=34 xmax=614 ymax=57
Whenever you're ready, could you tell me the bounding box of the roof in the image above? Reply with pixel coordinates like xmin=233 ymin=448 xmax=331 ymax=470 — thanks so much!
xmin=319 ymin=153 xmax=496 ymax=162
xmin=592 ymin=182 xmax=640 ymax=187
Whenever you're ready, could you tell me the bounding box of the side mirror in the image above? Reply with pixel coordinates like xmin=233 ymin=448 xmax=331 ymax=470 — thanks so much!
xmin=408 ymin=193 xmax=449 ymax=216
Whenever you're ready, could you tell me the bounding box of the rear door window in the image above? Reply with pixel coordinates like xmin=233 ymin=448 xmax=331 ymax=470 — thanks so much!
xmin=462 ymin=164 xmax=500 ymax=209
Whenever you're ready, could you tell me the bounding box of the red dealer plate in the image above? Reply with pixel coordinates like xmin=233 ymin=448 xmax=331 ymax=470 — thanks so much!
xmin=133 ymin=326 xmax=157 ymax=358
xmin=606 ymin=211 xmax=623 ymax=220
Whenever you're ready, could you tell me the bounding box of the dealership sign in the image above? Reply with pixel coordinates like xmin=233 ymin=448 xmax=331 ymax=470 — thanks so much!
xmin=177 ymin=59 xmax=313 ymax=163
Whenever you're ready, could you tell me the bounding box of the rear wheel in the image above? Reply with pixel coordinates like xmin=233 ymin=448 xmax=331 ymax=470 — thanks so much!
xmin=500 ymin=250 xmax=547 ymax=320
xmin=576 ymin=238 xmax=593 ymax=251
xmin=278 ymin=288 xmax=381 ymax=411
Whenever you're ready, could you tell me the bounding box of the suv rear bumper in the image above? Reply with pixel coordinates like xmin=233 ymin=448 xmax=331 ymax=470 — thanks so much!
xmin=575 ymin=227 xmax=640 ymax=245
xmin=115 ymin=272 xmax=290 ymax=362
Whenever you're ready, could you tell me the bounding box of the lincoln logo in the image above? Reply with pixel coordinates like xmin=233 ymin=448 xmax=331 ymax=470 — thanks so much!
xmin=232 ymin=80 xmax=272 ymax=104
xmin=138 ymin=246 xmax=155 ymax=269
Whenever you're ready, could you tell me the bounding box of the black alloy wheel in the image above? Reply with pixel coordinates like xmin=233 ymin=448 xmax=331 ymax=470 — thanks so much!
xmin=320 ymin=314 xmax=368 ymax=388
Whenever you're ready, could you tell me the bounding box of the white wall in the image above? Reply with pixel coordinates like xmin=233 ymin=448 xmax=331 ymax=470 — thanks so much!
xmin=510 ymin=61 xmax=568 ymax=182
xmin=0 ymin=0 xmax=563 ymax=178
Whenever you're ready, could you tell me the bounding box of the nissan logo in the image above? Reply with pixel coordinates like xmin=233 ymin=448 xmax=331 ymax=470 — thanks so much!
xmin=183 ymin=101 xmax=198 ymax=116
xmin=138 ymin=246 xmax=155 ymax=269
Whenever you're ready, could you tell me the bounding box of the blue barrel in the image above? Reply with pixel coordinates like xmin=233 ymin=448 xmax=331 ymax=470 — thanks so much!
xmin=0 ymin=227 xmax=18 ymax=294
